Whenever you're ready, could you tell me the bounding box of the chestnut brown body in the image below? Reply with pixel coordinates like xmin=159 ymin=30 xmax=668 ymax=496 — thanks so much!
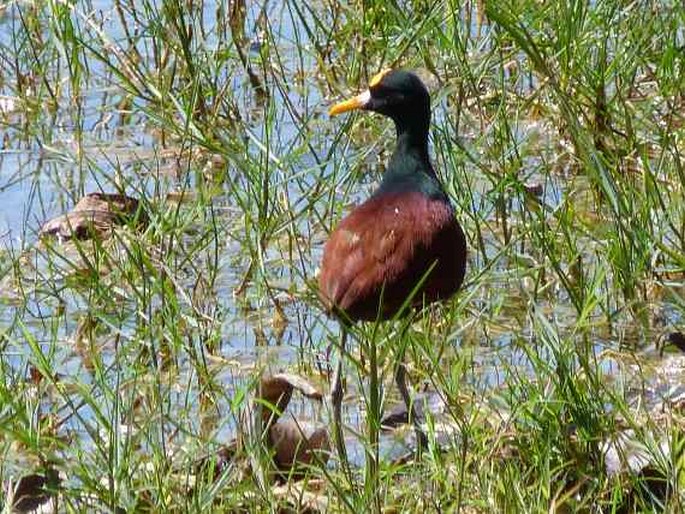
xmin=319 ymin=191 xmax=466 ymax=322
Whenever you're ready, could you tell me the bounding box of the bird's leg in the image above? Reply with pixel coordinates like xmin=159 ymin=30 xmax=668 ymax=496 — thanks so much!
xmin=330 ymin=328 xmax=350 ymax=474
xmin=394 ymin=328 xmax=428 ymax=451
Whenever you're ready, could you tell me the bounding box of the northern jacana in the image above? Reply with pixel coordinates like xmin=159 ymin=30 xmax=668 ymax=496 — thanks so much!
xmin=320 ymin=69 xmax=467 ymax=463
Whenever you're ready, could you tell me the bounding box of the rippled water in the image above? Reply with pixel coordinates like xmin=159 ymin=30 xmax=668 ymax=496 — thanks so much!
xmin=0 ymin=1 xmax=682 ymax=475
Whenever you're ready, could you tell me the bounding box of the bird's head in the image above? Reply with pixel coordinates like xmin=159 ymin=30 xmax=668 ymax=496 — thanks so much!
xmin=329 ymin=69 xmax=430 ymax=133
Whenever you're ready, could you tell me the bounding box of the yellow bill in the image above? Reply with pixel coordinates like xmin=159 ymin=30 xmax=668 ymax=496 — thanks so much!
xmin=329 ymin=90 xmax=371 ymax=116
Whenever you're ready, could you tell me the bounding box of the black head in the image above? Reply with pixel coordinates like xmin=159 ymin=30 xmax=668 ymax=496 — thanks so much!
xmin=329 ymin=69 xmax=431 ymax=133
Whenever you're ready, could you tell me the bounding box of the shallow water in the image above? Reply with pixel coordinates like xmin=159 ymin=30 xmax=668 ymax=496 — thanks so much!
xmin=0 ymin=1 xmax=683 ymax=481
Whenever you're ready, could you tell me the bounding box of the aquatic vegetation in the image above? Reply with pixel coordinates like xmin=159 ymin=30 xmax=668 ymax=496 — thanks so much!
xmin=0 ymin=0 xmax=684 ymax=511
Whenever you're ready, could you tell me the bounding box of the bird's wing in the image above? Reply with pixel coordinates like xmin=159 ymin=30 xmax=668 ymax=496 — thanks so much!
xmin=318 ymin=193 xmax=431 ymax=319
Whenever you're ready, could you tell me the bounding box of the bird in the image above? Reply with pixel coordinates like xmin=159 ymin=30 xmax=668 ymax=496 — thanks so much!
xmin=319 ymin=69 xmax=467 ymax=466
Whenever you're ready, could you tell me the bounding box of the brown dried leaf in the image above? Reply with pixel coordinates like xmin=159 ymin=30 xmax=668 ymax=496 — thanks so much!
xmin=258 ymin=376 xmax=294 ymax=425
xmin=40 ymin=192 xmax=147 ymax=241
xmin=258 ymin=374 xmax=323 ymax=425
xmin=269 ymin=373 xmax=323 ymax=401
xmin=28 ymin=365 xmax=43 ymax=386
xmin=662 ymin=331 xmax=685 ymax=355
xmin=40 ymin=211 xmax=115 ymax=240
xmin=269 ymin=418 xmax=330 ymax=473
xmin=523 ymin=182 xmax=544 ymax=197
xmin=8 ymin=468 xmax=60 ymax=513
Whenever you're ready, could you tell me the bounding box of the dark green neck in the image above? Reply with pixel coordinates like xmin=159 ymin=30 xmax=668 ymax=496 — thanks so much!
xmin=391 ymin=128 xmax=430 ymax=165
xmin=375 ymin=120 xmax=446 ymax=200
